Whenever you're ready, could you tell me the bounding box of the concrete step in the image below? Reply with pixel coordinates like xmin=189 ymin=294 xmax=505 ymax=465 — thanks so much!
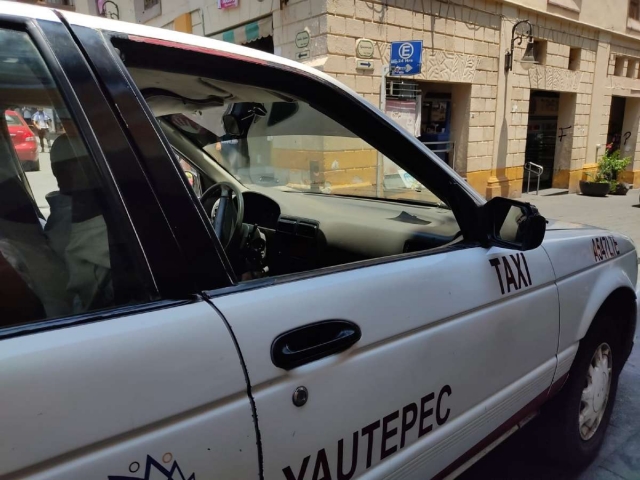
xmin=523 ymin=188 xmax=569 ymax=197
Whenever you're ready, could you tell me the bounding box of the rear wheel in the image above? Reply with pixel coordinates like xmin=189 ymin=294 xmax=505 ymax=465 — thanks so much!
xmin=538 ymin=312 xmax=620 ymax=469
xmin=31 ymin=160 xmax=40 ymax=172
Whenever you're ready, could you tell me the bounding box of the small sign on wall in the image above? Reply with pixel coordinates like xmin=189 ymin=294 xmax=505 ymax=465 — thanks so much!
xmin=356 ymin=39 xmax=375 ymax=59
xmin=296 ymin=50 xmax=310 ymax=60
xmin=218 ymin=0 xmax=239 ymax=9
xmin=356 ymin=59 xmax=374 ymax=70
xmin=295 ymin=31 xmax=310 ymax=49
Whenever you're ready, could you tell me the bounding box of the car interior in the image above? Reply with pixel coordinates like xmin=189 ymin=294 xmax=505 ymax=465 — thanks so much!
xmin=124 ymin=65 xmax=464 ymax=281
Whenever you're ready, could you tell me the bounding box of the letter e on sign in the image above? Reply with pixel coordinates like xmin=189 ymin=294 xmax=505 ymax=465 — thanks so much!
xmin=399 ymin=42 xmax=414 ymax=59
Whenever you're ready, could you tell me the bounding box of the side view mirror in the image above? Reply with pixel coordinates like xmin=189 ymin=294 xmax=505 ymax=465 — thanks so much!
xmin=482 ymin=197 xmax=546 ymax=251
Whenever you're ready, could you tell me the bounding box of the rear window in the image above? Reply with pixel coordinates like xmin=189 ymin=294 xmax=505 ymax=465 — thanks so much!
xmin=5 ymin=113 xmax=21 ymax=126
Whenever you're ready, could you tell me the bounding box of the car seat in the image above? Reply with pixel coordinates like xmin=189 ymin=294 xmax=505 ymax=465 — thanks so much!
xmin=47 ymin=134 xmax=115 ymax=312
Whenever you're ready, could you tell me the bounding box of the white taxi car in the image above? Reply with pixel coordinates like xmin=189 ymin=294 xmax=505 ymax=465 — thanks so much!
xmin=0 ymin=3 xmax=638 ymax=480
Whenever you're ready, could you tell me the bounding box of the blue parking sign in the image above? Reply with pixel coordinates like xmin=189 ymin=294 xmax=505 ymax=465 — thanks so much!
xmin=390 ymin=41 xmax=423 ymax=76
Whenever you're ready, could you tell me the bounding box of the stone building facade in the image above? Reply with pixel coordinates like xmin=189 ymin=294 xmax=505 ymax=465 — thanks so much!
xmin=61 ymin=0 xmax=640 ymax=198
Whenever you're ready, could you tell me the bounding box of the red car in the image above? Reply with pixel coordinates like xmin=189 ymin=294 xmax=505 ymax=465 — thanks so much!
xmin=6 ymin=110 xmax=39 ymax=171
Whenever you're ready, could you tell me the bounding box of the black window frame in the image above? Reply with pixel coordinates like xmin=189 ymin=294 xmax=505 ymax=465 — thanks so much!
xmin=70 ymin=27 xmax=486 ymax=294
xmin=69 ymin=24 xmax=233 ymax=292
xmin=0 ymin=13 xmax=203 ymax=339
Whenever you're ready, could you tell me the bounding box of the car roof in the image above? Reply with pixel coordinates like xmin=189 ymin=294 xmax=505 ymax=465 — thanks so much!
xmin=62 ymin=9 xmax=360 ymax=103
xmin=0 ymin=1 xmax=354 ymax=97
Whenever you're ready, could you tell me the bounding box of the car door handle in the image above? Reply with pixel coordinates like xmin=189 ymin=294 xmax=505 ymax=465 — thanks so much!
xmin=271 ymin=320 xmax=361 ymax=370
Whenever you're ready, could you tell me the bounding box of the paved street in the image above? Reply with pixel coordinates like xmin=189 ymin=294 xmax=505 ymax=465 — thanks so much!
xmin=462 ymin=190 xmax=640 ymax=480
xmin=522 ymin=190 xmax=640 ymax=248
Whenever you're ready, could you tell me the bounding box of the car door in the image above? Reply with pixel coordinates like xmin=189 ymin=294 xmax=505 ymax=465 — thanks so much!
xmin=65 ymin=23 xmax=560 ymax=479
xmin=0 ymin=6 xmax=257 ymax=479
xmin=214 ymin=246 xmax=559 ymax=480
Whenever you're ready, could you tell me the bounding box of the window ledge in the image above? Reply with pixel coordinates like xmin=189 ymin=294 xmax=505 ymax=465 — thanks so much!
xmin=628 ymin=17 xmax=640 ymax=33
xmin=547 ymin=0 xmax=581 ymax=13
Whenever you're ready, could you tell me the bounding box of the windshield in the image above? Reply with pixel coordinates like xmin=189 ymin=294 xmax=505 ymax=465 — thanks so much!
xmin=5 ymin=112 xmax=21 ymax=126
xmin=164 ymin=101 xmax=442 ymax=205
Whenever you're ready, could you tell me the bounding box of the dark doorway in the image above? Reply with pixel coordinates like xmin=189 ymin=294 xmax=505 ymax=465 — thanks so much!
xmin=607 ymin=96 xmax=626 ymax=152
xmin=524 ymin=91 xmax=559 ymax=190
xmin=244 ymin=35 xmax=274 ymax=54
xmin=417 ymin=83 xmax=454 ymax=167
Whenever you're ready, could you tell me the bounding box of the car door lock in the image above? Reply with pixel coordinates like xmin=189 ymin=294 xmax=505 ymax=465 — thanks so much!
xmin=292 ymin=386 xmax=308 ymax=407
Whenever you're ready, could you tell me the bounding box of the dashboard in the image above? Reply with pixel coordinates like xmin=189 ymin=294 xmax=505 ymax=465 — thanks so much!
xmin=242 ymin=192 xmax=280 ymax=230
xmin=241 ymin=188 xmax=460 ymax=274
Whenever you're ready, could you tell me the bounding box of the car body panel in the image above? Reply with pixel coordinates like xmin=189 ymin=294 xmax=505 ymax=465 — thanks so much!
xmin=0 ymin=4 xmax=637 ymax=479
xmin=541 ymin=229 xmax=637 ymax=352
xmin=6 ymin=110 xmax=38 ymax=163
xmin=213 ymin=244 xmax=559 ymax=479
xmin=0 ymin=1 xmax=59 ymax=20
xmin=0 ymin=302 xmax=258 ymax=479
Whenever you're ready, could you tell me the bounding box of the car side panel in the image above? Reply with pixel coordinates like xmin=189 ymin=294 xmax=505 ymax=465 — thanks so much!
xmin=0 ymin=302 xmax=258 ymax=479
xmin=213 ymin=245 xmax=559 ymax=479
xmin=377 ymin=357 xmax=556 ymax=480
xmin=542 ymin=230 xmax=637 ymax=353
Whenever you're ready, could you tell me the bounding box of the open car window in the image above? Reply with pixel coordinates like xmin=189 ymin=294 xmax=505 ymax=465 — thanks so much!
xmin=163 ymin=99 xmax=444 ymax=206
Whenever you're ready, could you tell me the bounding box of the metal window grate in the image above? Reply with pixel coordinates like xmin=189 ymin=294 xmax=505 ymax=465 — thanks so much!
xmin=386 ymin=81 xmax=420 ymax=100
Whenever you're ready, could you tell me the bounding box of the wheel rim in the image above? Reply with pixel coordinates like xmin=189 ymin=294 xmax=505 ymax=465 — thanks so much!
xmin=579 ymin=342 xmax=613 ymax=440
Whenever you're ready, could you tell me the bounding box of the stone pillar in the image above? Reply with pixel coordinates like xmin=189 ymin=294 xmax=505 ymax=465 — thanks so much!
xmin=552 ymin=92 xmax=577 ymax=188
xmin=585 ymin=32 xmax=612 ymax=167
xmin=486 ymin=3 xmax=520 ymax=199
xmin=451 ymin=84 xmax=471 ymax=176
xmin=619 ymin=97 xmax=640 ymax=186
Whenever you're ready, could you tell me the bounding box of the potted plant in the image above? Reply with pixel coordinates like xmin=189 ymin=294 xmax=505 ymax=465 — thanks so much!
xmin=580 ymin=146 xmax=631 ymax=197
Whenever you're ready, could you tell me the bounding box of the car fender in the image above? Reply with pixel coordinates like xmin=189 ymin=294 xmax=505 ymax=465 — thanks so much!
xmin=573 ymin=255 xmax=637 ymax=343
xmin=541 ymin=228 xmax=637 ymax=354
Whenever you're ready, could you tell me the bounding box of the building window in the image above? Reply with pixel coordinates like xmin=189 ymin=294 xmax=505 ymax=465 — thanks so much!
xmin=547 ymin=0 xmax=581 ymax=13
xmin=134 ymin=0 xmax=161 ymax=23
xmin=41 ymin=0 xmax=75 ymax=10
xmin=568 ymin=48 xmax=581 ymax=71
xmin=614 ymin=56 xmax=626 ymax=76
xmin=631 ymin=0 xmax=640 ymax=19
xmin=532 ymin=40 xmax=547 ymax=66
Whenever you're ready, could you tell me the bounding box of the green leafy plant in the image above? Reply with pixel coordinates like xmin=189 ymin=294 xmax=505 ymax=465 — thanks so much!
xmin=585 ymin=147 xmax=631 ymax=189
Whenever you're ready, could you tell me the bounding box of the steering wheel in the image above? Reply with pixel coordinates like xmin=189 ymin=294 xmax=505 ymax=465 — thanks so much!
xmin=200 ymin=181 xmax=245 ymax=248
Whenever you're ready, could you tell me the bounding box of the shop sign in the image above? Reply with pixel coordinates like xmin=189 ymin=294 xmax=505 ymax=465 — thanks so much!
xmin=218 ymin=0 xmax=239 ymax=9
xmin=295 ymin=31 xmax=310 ymax=49
xmin=356 ymin=39 xmax=375 ymax=59
xmin=385 ymin=99 xmax=420 ymax=136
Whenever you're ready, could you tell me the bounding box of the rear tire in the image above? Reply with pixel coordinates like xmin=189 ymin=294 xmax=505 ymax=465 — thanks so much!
xmin=538 ymin=312 xmax=621 ymax=470
xmin=32 ymin=160 xmax=40 ymax=172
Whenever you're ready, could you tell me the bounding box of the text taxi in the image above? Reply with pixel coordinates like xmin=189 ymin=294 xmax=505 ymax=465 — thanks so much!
xmin=0 ymin=3 xmax=637 ymax=479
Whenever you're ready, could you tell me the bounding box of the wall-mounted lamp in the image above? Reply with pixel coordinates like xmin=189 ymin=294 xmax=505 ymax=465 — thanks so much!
xmin=505 ymin=20 xmax=536 ymax=72
xmin=100 ymin=0 xmax=120 ymax=20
